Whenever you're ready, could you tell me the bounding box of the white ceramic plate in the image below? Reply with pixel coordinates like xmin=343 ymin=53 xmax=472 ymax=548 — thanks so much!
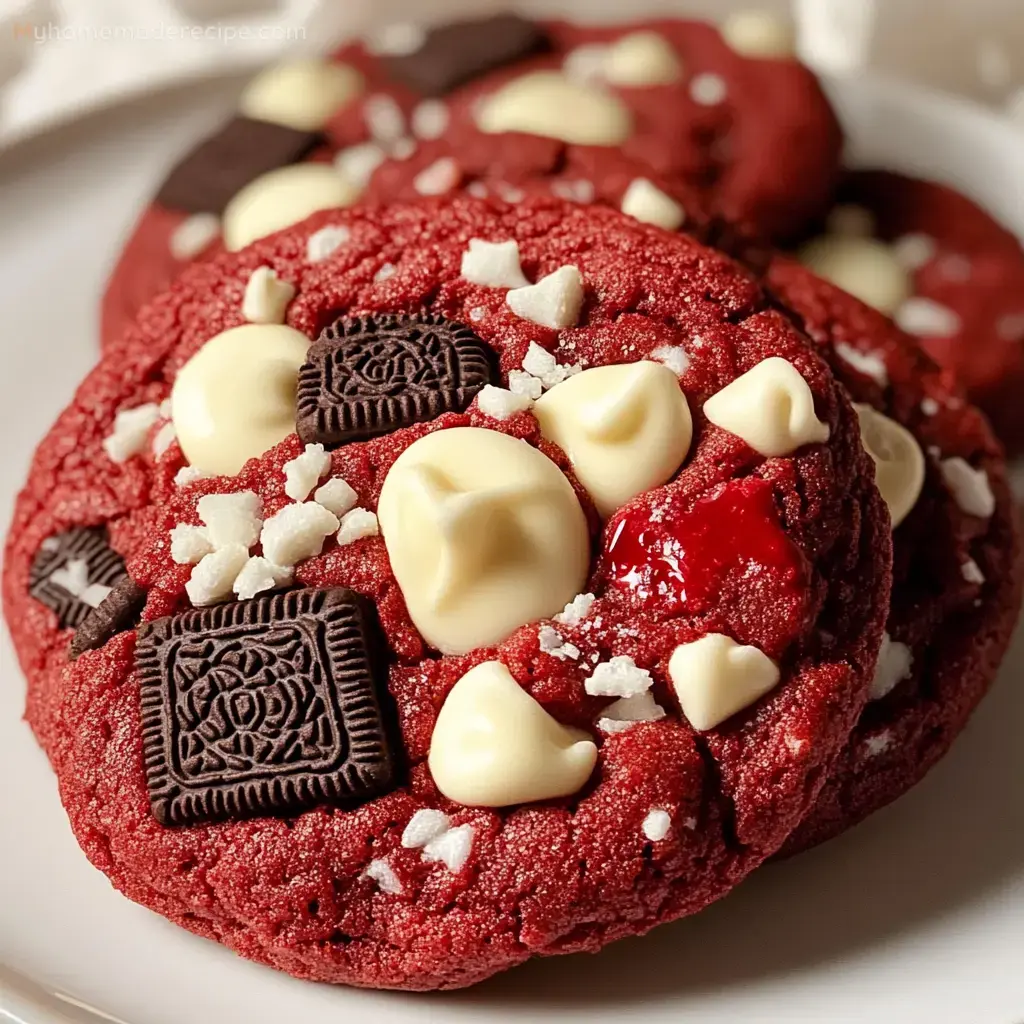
xmin=1 ymin=72 xmax=1022 ymax=1024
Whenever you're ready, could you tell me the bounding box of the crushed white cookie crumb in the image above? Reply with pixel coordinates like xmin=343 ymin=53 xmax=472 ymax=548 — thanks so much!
xmin=363 ymin=858 xmax=402 ymax=895
xmin=413 ymin=157 xmax=461 ymax=196
xmin=620 ymin=178 xmax=686 ymax=231
xmin=232 ymin=555 xmax=294 ymax=600
xmin=260 ymin=502 xmax=339 ymax=567
xmin=650 ymin=345 xmax=690 ymax=376
xmin=314 ymin=477 xmax=358 ymax=518
xmin=197 ymin=491 xmax=262 ymax=549
xmin=642 ymin=808 xmax=671 ymax=842
xmin=870 ymin=631 xmax=913 ymax=701
xmin=834 ymin=341 xmax=888 ymax=387
xmin=411 ymin=99 xmax=449 ymax=139
xmin=337 ymin=507 xmax=379 ymax=546
xmin=334 ymin=142 xmax=386 ymax=189
xmin=940 ymin=457 xmax=995 ymax=518
xmin=891 ymin=233 xmax=937 ymax=271
xmin=390 ymin=137 xmax=417 ymax=160
xmin=895 ymin=297 xmax=961 ymax=338
xmin=551 ymin=179 xmax=595 ymax=204
xmin=554 ymin=592 xmax=595 ymax=626
xmin=863 ymin=731 xmax=893 ymax=758
xmin=507 ymin=266 xmax=584 ymax=330
xmin=520 ymin=341 xmax=579 ymax=389
xmin=586 ymin=655 xmax=653 ymax=698
xmin=174 ymin=465 xmax=212 ymax=487
xmin=48 ymin=559 xmax=110 ymax=608
xmin=402 ymin=808 xmax=450 ymax=848
xmin=920 ymin=397 xmax=940 ymax=416
xmin=469 ymin=306 xmax=487 ymax=322
xmin=103 ymin=403 xmax=161 ymax=463
xmin=962 ymin=558 xmax=985 ymax=585
xmin=364 ymin=93 xmax=405 ymax=144
xmin=185 ymin=543 xmax=250 ymax=606
xmin=283 ymin=443 xmax=331 ymax=501
xmin=170 ymin=212 xmax=220 ymax=260
xmin=151 ymin=421 xmax=177 ymax=458
xmin=461 ymin=238 xmax=528 ymax=289
xmin=169 ymin=524 xmax=213 ymax=565
xmin=307 ymin=224 xmax=351 ymax=262
xmin=507 ymin=369 xmax=544 ymax=399
xmin=538 ymin=624 xmax=580 ymax=660
xmin=422 ymin=823 xmax=474 ymax=872
xmin=375 ymin=263 xmax=397 ymax=284
xmin=495 ymin=182 xmax=526 ymax=203
xmin=477 ymin=385 xmax=533 ymax=420
xmin=598 ymin=691 xmax=667 ymax=734
xmin=466 ymin=181 xmax=489 ymax=199
xmin=689 ymin=71 xmax=727 ymax=105
xmin=242 ymin=266 xmax=296 ymax=325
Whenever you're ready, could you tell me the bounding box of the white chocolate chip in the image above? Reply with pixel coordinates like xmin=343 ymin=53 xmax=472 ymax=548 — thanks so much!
xmin=604 ymin=31 xmax=682 ymax=86
xmin=364 ymin=93 xmax=406 ymax=144
xmin=429 ymin=661 xmax=597 ymax=807
xmin=585 ymin=655 xmax=653 ymax=698
xmin=891 ymin=233 xmax=937 ymax=271
xmin=170 ymin=212 xmax=220 ymax=260
xmin=411 ymin=99 xmax=449 ymax=140
xmin=259 ymin=502 xmax=339 ymax=567
xmin=413 ymin=157 xmax=461 ymax=197
xmin=703 ymin=357 xmax=830 ymax=457
xmin=650 ymin=345 xmax=691 ymax=376
xmin=477 ymin=385 xmax=533 ymax=420
xmin=376 ymin=427 xmax=589 ymax=655
xmin=597 ymin=691 xmax=666 ymax=734
xmin=401 ymin=809 xmax=450 ymax=848
xmin=507 ymin=266 xmax=585 ymax=330
xmin=620 ymin=178 xmax=685 ymax=231
xmin=103 ymin=403 xmax=161 ymax=463
xmin=826 ymin=205 xmax=876 ymax=238
xmin=151 ymin=421 xmax=177 ymax=458
xmin=854 ymin=404 xmax=925 ymax=528
xmin=668 ymin=633 xmax=781 ymax=731
xmin=336 ymin=507 xmax=379 ymax=546
xmin=534 ymin=361 xmax=693 ymax=516
xmin=334 ymin=142 xmax=386 ymax=190
xmin=642 ymin=809 xmax=672 ymax=842
xmin=507 ymin=369 xmax=544 ymax=399
xmin=185 ymin=543 xmax=250 ymax=606
xmin=720 ymin=10 xmax=796 ymax=58
xmin=940 ymin=457 xmax=995 ymax=518
xmin=799 ymin=236 xmax=911 ymax=315
xmin=232 ymin=555 xmax=293 ymax=600
xmin=689 ymin=72 xmax=728 ymax=106
xmin=240 ymin=59 xmax=364 ymax=131
xmin=554 ymin=592 xmax=595 ymax=626
xmin=169 ymin=524 xmax=213 ymax=565
xmin=283 ymin=443 xmax=331 ymax=501
xmin=562 ymin=43 xmax=612 ymax=83
xmin=870 ymin=631 xmax=913 ymax=700
xmin=834 ymin=341 xmax=889 ymax=387
xmin=242 ymin=266 xmax=296 ymax=325
xmin=306 ymin=224 xmax=351 ymax=263
xmin=422 ymin=823 xmax=474 ymax=872
xmin=460 ymin=238 xmax=528 ymax=289
xmin=171 ymin=324 xmax=310 ymax=477
xmin=313 ymin=477 xmax=358 ymax=517
xmin=895 ymin=297 xmax=961 ymax=338
xmin=475 ymin=71 xmax=632 ymax=146
xmin=962 ymin=558 xmax=985 ymax=585
xmin=363 ymin=859 xmax=402 ymax=894
xmin=197 ymin=491 xmax=262 ymax=549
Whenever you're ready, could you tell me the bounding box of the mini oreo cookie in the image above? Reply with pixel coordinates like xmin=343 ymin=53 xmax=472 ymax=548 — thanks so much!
xmin=155 ymin=116 xmax=321 ymax=214
xmin=384 ymin=13 xmax=549 ymax=96
xmin=296 ymin=312 xmax=497 ymax=447
xmin=137 ymin=587 xmax=395 ymax=827
xmin=29 ymin=527 xmax=126 ymax=630
xmin=70 ymin=577 xmax=147 ymax=660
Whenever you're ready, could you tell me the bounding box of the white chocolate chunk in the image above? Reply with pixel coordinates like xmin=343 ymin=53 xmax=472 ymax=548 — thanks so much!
xmin=336 ymin=508 xmax=379 ymax=546
xmin=870 ymin=631 xmax=913 ymax=700
xmin=507 ymin=369 xmax=544 ymax=399
xmin=962 ymin=558 xmax=985 ymax=585
xmin=537 ymin=624 xmax=579 ymax=661
xmin=363 ymin=858 xmax=402 ymax=894
xmin=689 ymin=72 xmax=728 ymax=106
xmin=103 ymin=403 xmax=161 ymax=463
xmin=598 ymin=691 xmax=666 ymax=734
xmin=333 ymin=142 xmax=386 ymax=190
xmin=585 ymin=654 xmax=653 ymax=698
xmin=169 ymin=524 xmax=213 ymax=565
xmin=554 ymin=592 xmax=595 ymax=626
xmin=197 ymin=491 xmax=262 ymax=549
xmin=259 ymin=502 xmax=339 ymax=567
xmin=642 ymin=809 xmax=672 ymax=841
xmin=604 ymin=31 xmax=682 ymax=86
xmin=834 ymin=341 xmax=888 ymax=387
xmin=620 ymin=178 xmax=685 ymax=231
xmin=891 ymin=232 xmax=937 ymax=270
xmin=223 ymin=164 xmax=360 ymax=251
xmin=668 ymin=633 xmax=781 ymax=731
xmin=461 ymin=238 xmax=528 ymax=289
xmin=152 ymin=421 xmax=177 ymax=458
xmin=171 ymin=324 xmax=310 ymax=477
xmin=422 ymin=823 xmax=474 ymax=872
xmin=477 ymin=385 xmax=533 ymax=420
xmin=720 ymin=10 xmax=796 ymax=58
xmin=283 ymin=443 xmax=331 ymax=501
xmin=174 ymin=465 xmax=212 ymax=488
xmin=411 ymin=99 xmax=449 ymax=139
xmin=895 ymin=297 xmax=961 ymax=338
xmin=534 ymin=361 xmax=693 ymax=516
xmin=240 ymin=59 xmax=363 ymax=131
xmin=401 ymin=808 xmax=450 ymax=848
xmin=313 ymin=477 xmax=358 ymax=517
xmin=475 ymin=71 xmax=632 ymax=146
xmin=507 ymin=266 xmax=584 ymax=329
xmin=185 ymin=544 xmax=250 ymax=606
xmin=798 ymin=236 xmax=911 ymax=315
xmin=703 ymin=357 xmax=829 ymax=457
xmin=232 ymin=555 xmax=293 ymax=600
xmin=413 ymin=157 xmax=461 ymax=196
xmin=306 ymin=224 xmax=350 ymax=262
xmin=940 ymin=457 xmax=995 ymax=518
xmin=242 ymin=266 xmax=296 ymax=325
xmin=854 ymin=404 xmax=925 ymax=528
xmin=170 ymin=212 xmax=220 ymax=260
xmin=429 ymin=661 xmax=597 ymax=807
xmin=377 ymin=427 xmax=589 ymax=655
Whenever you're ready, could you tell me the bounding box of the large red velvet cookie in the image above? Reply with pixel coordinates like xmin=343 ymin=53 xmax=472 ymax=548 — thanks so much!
xmin=100 ymin=11 xmax=841 ymax=350
xmin=766 ymin=256 xmax=1022 ymax=852
xmin=797 ymin=170 xmax=1024 ymax=453
xmin=6 ymin=197 xmax=888 ymax=990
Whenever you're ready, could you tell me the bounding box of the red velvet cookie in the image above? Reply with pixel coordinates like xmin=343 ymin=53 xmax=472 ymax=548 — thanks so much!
xmin=6 ymin=197 xmax=888 ymax=990
xmin=766 ymin=256 xmax=1022 ymax=852
xmin=798 ymin=170 xmax=1024 ymax=453
xmin=100 ymin=11 xmax=840 ymax=350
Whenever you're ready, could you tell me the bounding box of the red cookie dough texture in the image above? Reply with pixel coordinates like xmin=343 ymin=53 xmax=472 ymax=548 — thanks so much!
xmin=5 ymin=197 xmax=888 ymax=990
xmin=99 ymin=13 xmax=841 ymax=351
xmin=767 ymin=256 xmax=1022 ymax=853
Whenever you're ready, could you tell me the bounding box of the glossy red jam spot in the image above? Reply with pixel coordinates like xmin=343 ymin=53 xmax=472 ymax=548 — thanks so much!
xmin=601 ymin=477 xmax=809 ymax=656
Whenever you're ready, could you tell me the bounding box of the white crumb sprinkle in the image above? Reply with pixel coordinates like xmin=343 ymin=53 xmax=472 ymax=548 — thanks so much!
xmin=169 ymin=524 xmax=213 ymax=565
xmin=402 ymin=809 xmax=450 ymax=848
xmin=411 ymin=99 xmax=449 ymax=139
xmin=495 ymin=182 xmax=526 ymax=203
xmin=477 ymin=385 xmax=533 ymax=420
xmin=364 ymin=93 xmax=405 ymax=144
xmin=863 ymin=731 xmax=893 ymax=758
xmin=920 ymin=397 xmax=940 ymax=416
xmin=586 ymin=655 xmax=653 ymax=698
xmin=307 ymin=224 xmax=351 ymax=263
xmin=460 ymin=238 xmax=528 ymax=289
xmin=550 ymin=179 xmax=595 ymax=204
xmin=785 ymin=734 xmax=807 ymax=754
xmin=185 ymin=543 xmax=250 ymax=606
xmin=283 ymin=443 xmax=331 ymax=502
xmin=334 ymin=142 xmax=386 ymax=189
xmin=174 ymin=465 xmax=212 ymax=487
xmin=313 ymin=477 xmax=358 ymax=518
xmin=232 ymin=555 xmax=293 ymax=600
xmin=260 ymin=502 xmax=339 ymax=567
xmin=375 ymin=263 xmax=397 ymax=284
xmin=422 ymin=824 xmax=474 ymax=872
xmin=650 ymin=345 xmax=690 ymax=376
xmin=507 ymin=369 xmax=544 ymax=399
xmin=689 ymin=72 xmax=728 ymax=105
xmin=169 ymin=212 xmax=220 ymax=260
xmin=939 ymin=457 xmax=996 ymax=518
xmin=197 ymin=491 xmax=262 ymax=549
xmin=891 ymin=233 xmax=936 ymax=271
xmin=895 ymin=297 xmax=961 ymax=338
xmin=642 ymin=809 xmax=671 ymax=842
xmin=598 ymin=691 xmax=667 ymax=734
xmin=337 ymin=507 xmax=379 ymax=546
xmin=869 ymin=631 xmax=913 ymax=701
xmin=466 ymin=181 xmax=489 ymax=199
xmin=242 ymin=266 xmax=295 ymax=325
xmin=103 ymin=403 xmax=161 ymax=463
xmin=520 ymin=341 xmax=579 ymax=390
xmin=151 ymin=421 xmax=177 ymax=457
xmin=389 ymin=137 xmax=417 ymax=161
xmin=962 ymin=558 xmax=986 ymax=585
xmin=537 ymin=624 xmax=580 ymax=660
xmin=413 ymin=157 xmax=461 ymax=196
xmin=683 ymin=816 xmax=698 ymax=830
xmin=554 ymin=592 xmax=595 ymax=626
xmin=834 ymin=341 xmax=889 ymax=386
xmin=363 ymin=858 xmax=402 ymax=894
xmin=469 ymin=306 xmax=487 ymax=322
xmin=507 ymin=266 xmax=584 ymax=330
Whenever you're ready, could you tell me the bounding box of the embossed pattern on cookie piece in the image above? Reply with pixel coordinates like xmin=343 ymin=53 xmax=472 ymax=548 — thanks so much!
xmin=70 ymin=576 xmax=148 ymax=660
xmin=137 ymin=587 xmax=395 ymax=826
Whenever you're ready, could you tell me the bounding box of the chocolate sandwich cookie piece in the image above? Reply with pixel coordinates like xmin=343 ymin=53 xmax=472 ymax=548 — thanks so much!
xmin=155 ymin=116 xmax=321 ymax=215
xmin=296 ymin=312 xmax=497 ymax=447
xmin=29 ymin=527 xmax=126 ymax=630
xmin=70 ymin=576 xmax=147 ymax=659
xmin=138 ymin=587 xmax=394 ymax=826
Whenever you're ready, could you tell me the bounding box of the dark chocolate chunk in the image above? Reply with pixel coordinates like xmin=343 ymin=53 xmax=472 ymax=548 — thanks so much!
xmin=155 ymin=116 xmax=321 ymax=214
xmin=296 ymin=312 xmax=497 ymax=447
xmin=70 ymin=577 xmax=147 ymax=660
xmin=384 ymin=14 xmax=549 ymax=97
xmin=137 ymin=587 xmax=395 ymax=827
xmin=29 ymin=527 xmax=127 ymax=630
